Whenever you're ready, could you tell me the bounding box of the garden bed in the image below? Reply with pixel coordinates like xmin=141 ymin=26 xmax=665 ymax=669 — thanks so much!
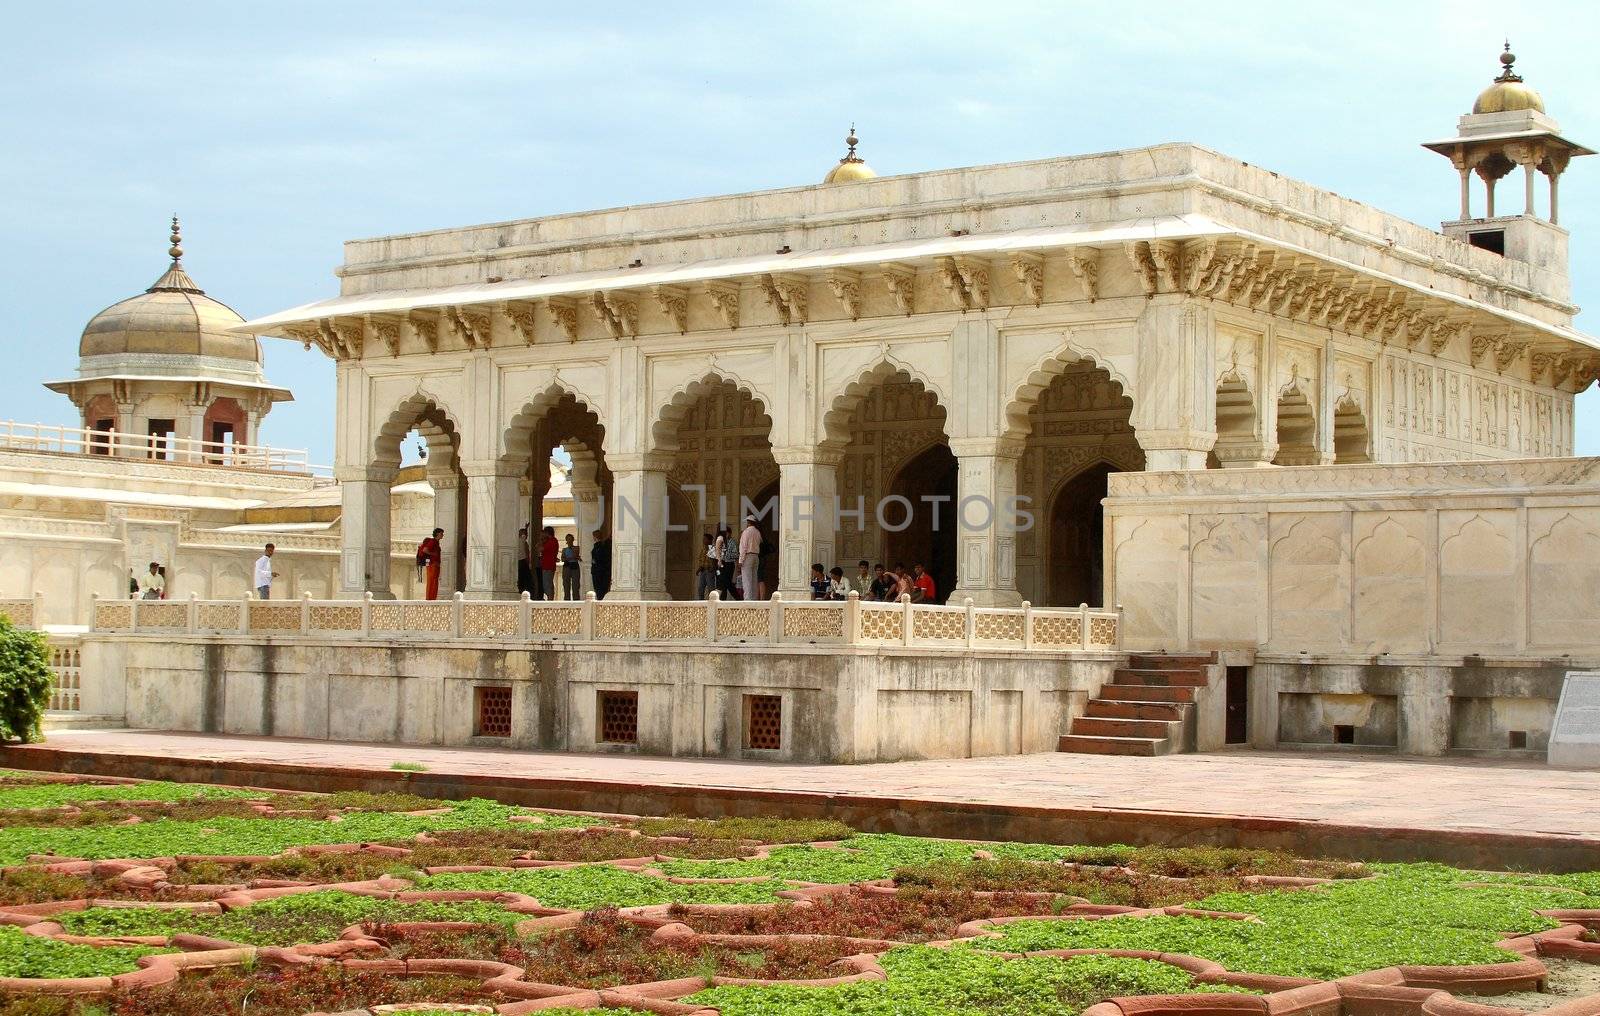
xmin=0 ymin=772 xmax=1598 ymax=1016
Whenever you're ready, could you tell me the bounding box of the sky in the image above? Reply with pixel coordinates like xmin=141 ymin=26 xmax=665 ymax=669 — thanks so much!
xmin=3 ymin=2 xmax=1597 ymax=465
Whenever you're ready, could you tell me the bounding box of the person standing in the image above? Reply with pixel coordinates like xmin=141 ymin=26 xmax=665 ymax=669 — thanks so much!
xmin=717 ymin=526 xmax=737 ymax=599
xmin=738 ymin=516 xmax=762 ymax=602
xmin=416 ymin=529 xmax=443 ymax=600
xmin=254 ymin=544 xmax=279 ymax=600
xmin=697 ymin=532 xmax=715 ymax=599
xmin=538 ymin=526 xmax=560 ymax=601
xmin=868 ymin=563 xmax=893 ymax=601
xmin=561 ymin=533 xmax=583 ymax=600
xmin=590 ymin=532 xmax=612 ymax=599
xmin=516 ymin=526 xmax=534 ymax=597
xmin=139 ymin=561 xmax=165 ymax=600
xmin=911 ymin=562 xmax=936 ymax=604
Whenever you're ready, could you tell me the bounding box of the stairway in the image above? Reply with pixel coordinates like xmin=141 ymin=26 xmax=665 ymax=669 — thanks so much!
xmin=1058 ymin=654 xmax=1215 ymax=756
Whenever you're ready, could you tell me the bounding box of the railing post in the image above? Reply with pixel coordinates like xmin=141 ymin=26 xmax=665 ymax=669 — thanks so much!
xmin=451 ymin=591 xmax=465 ymax=639
xmin=130 ymin=597 xmax=141 ymax=632
xmin=1079 ymin=602 xmax=1091 ymax=651
xmin=519 ymin=591 xmax=532 ymax=640
xmin=1114 ymin=603 xmax=1125 ymax=650
xmin=239 ymin=594 xmax=251 ymax=635
xmin=187 ymin=592 xmax=199 ymax=632
xmin=964 ymin=597 xmax=976 ymax=648
xmin=844 ymin=590 xmax=860 ymax=644
xmin=32 ymin=591 xmax=43 ymax=630
xmin=581 ymin=591 xmax=595 ymax=641
xmin=89 ymin=592 xmax=100 ymax=632
xmin=707 ymin=590 xmax=720 ymax=643
xmin=770 ymin=592 xmax=784 ymax=644
xmin=362 ymin=591 xmax=373 ymax=636
xmin=901 ymin=593 xmax=913 ymax=647
xmin=1022 ymin=601 xmax=1034 ymax=650
xmin=301 ymin=592 xmax=313 ymax=635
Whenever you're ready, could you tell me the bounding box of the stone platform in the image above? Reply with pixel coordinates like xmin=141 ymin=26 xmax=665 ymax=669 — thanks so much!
xmin=8 ymin=729 xmax=1600 ymax=871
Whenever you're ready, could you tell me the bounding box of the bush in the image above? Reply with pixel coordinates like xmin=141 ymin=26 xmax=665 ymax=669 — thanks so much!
xmin=0 ymin=617 xmax=52 ymax=743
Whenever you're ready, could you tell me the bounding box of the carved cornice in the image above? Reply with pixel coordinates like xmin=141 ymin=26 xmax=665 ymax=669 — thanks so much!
xmin=319 ymin=318 xmax=363 ymax=359
xmin=702 ymin=281 xmax=740 ymax=329
xmin=953 ymin=256 xmax=990 ymax=310
xmin=590 ymin=291 xmax=639 ymax=338
xmin=1126 ymin=242 xmax=1159 ymax=297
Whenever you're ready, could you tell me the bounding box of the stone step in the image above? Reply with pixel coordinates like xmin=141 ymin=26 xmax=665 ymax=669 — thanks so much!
xmin=1070 ymin=716 xmax=1177 ymax=739
xmin=1111 ymin=668 xmax=1209 ymax=688
xmin=1057 ymin=733 xmax=1173 ymax=756
xmin=1082 ymin=698 xmax=1188 ymax=721
xmin=1129 ymin=654 xmax=1216 ymax=670
xmin=1096 ymin=683 xmax=1196 ymax=703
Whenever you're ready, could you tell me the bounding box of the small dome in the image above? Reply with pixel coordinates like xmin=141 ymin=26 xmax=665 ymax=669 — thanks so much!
xmin=78 ymin=219 xmax=260 ymax=363
xmin=1473 ymin=44 xmax=1545 ymax=114
xmin=823 ymin=127 xmax=877 ymax=184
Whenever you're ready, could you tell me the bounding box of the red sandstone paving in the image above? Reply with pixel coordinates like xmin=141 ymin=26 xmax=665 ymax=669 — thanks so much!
xmin=12 ymin=729 xmax=1600 ymax=838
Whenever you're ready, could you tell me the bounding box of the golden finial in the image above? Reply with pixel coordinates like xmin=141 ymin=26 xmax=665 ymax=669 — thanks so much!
xmin=823 ymin=123 xmax=877 ymax=184
xmin=1497 ymin=41 xmax=1522 ymax=82
xmin=168 ymin=215 xmax=184 ymax=263
xmin=844 ymin=124 xmax=860 ymax=161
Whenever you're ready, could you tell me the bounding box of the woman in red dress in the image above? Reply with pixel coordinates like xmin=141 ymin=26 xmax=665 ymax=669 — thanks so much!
xmin=417 ymin=527 xmax=443 ymax=600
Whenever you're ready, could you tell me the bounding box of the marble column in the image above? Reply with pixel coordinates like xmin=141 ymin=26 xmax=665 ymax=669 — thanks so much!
xmin=571 ymin=480 xmax=602 ymax=599
xmin=607 ymin=453 xmax=670 ymax=600
xmin=948 ymin=438 xmax=1023 ymax=607
xmin=114 ymin=401 xmax=136 ymax=458
xmin=1132 ymin=299 xmax=1216 ymax=471
xmin=337 ymin=465 xmax=394 ymax=598
xmin=183 ymin=404 xmax=207 ymax=463
xmin=429 ymin=471 xmax=465 ymax=596
xmin=461 ymin=460 xmax=522 ymax=600
xmin=775 ymin=449 xmax=840 ymax=600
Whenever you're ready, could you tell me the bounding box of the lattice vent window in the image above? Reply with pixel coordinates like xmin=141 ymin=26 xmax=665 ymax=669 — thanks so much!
xmin=598 ymin=690 xmax=639 ymax=744
xmin=743 ymin=694 xmax=782 ymax=750
xmin=475 ymin=686 xmax=513 ymax=738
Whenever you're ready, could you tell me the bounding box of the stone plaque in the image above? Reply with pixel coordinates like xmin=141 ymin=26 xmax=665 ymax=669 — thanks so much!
xmin=1548 ymin=671 xmax=1600 ymax=769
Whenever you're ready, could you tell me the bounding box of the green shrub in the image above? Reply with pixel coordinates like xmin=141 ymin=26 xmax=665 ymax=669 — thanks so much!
xmin=0 ymin=617 xmax=53 ymax=743
xmin=0 ymin=924 xmax=167 ymax=979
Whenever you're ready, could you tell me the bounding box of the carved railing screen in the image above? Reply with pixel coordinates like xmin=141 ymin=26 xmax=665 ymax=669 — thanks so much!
xmin=82 ymin=592 xmax=1121 ymax=654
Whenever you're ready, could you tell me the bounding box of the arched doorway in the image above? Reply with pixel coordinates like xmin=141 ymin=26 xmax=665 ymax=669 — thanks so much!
xmin=504 ymin=392 xmax=611 ymax=601
xmin=373 ymin=395 xmax=466 ymax=599
xmin=884 ymin=444 xmax=957 ymax=604
xmin=654 ymin=376 xmax=777 ymax=600
xmin=1048 ymin=463 xmax=1116 ymax=607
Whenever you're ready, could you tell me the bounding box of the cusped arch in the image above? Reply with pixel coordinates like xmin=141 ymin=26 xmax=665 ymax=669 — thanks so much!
xmin=373 ymin=387 xmax=464 ymax=469
xmin=651 ymin=372 xmax=773 ymax=455
xmin=1332 ymin=393 xmax=1372 ymax=464
xmin=501 ymin=380 xmax=608 ymax=468
xmin=822 ymin=359 xmax=950 ymax=451
xmin=1004 ymin=340 xmax=1133 ymax=442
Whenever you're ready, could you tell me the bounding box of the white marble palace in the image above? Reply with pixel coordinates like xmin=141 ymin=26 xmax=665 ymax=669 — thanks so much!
xmin=240 ymin=50 xmax=1596 ymax=615
xmin=7 ymin=47 xmax=1600 ymax=761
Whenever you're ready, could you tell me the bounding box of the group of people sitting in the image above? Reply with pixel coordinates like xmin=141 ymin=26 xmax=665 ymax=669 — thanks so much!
xmin=809 ymin=560 xmax=938 ymax=603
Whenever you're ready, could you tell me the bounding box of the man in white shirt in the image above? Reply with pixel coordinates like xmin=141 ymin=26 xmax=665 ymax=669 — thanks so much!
xmin=254 ymin=543 xmax=279 ymax=599
xmin=738 ymin=517 xmax=762 ymax=601
xmin=139 ymin=561 xmax=165 ymax=600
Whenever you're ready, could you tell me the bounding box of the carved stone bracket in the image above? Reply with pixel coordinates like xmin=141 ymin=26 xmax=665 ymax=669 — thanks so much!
xmin=282 ymin=323 xmax=327 ymax=355
xmin=1065 ymin=250 xmax=1099 ymax=302
xmin=953 ymin=256 xmax=990 ymax=310
xmin=1150 ymin=239 xmax=1184 ymax=293
xmin=446 ymin=306 xmax=490 ymax=349
xmin=702 ymin=281 xmax=740 ymax=329
xmin=591 ymin=291 xmax=639 ymax=338
xmin=826 ymin=268 xmax=863 ymax=320
xmin=319 ymin=318 xmax=363 ymax=359
xmin=499 ymin=301 xmax=538 ymax=345
xmin=408 ymin=310 xmax=440 ymax=353
xmin=762 ymin=273 xmax=808 ymax=325
xmin=653 ymin=285 xmax=689 ymax=334
xmin=880 ymin=262 xmax=916 ymax=315
xmin=1470 ymin=333 xmax=1507 ymax=370
xmin=1010 ymin=252 xmax=1044 ymax=307
xmin=366 ymin=313 xmax=402 ymax=356
xmin=544 ymin=297 xmax=581 ymax=342
xmin=1126 ymin=242 xmax=1159 ymax=297
xmin=935 ymin=257 xmax=970 ymax=310
xmin=1495 ymin=339 xmax=1530 ymax=373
